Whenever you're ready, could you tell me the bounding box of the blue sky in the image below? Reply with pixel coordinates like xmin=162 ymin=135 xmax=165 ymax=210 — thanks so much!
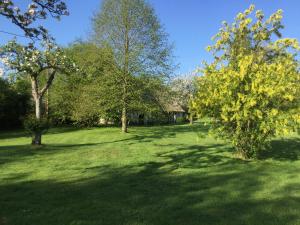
xmin=1 ymin=0 xmax=300 ymax=75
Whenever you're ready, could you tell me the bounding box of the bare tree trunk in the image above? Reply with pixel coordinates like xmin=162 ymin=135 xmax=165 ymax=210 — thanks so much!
xmin=32 ymin=96 xmax=42 ymax=145
xmin=45 ymin=70 xmax=49 ymax=117
xmin=121 ymin=82 xmax=128 ymax=133
xmin=45 ymin=89 xmax=49 ymax=116
xmin=35 ymin=96 xmax=41 ymax=120
xmin=121 ymin=106 xmax=127 ymax=133
xmin=189 ymin=113 xmax=194 ymax=125
xmin=121 ymin=14 xmax=129 ymax=133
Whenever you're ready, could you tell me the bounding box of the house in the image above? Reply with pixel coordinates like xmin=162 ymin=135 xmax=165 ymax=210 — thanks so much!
xmin=127 ymin=101 xmax=187 ymax=125
xmin=163 ymin=102 xmax=187 ymax=123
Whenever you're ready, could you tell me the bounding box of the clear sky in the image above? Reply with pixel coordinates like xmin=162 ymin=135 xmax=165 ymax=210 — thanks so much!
xmin=1 ymin=0 xmax=300 ymax=75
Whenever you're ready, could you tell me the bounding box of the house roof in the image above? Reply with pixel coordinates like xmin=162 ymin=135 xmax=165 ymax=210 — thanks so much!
xmin=163 ymin=102 xmax=186 ymax=113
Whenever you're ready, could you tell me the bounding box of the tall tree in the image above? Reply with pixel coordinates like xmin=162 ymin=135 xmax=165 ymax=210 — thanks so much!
xmin=192 ymin=5 xmax=300 ymax=159
xmin=1 ymin=0 xmax=70 ymax=142
xmin=92 ymin=0 xmax=173 ymax=132
xmin=1 ymin=40 xmax=76 ymax=144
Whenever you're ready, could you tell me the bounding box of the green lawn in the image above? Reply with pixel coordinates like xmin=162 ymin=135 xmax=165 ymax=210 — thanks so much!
xmin=0 ymin=122 xmax=299 ymax=225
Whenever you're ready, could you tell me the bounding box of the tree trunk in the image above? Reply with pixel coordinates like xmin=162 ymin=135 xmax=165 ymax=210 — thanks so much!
xmin=30 ymin=70 xmax=56 ymax=146
xmin=32 ymin=131 xmax=42 ymax=145
xmin=121 ymin=11 xmax=129 ymax=133
xmin=35 ymin=96 xmax=42 ymax=120
xmin=189 ymin=113 xmax=194 ymax=125
xmin=45 ymin=88 xmax=49 ymax=117
xmin=121 ymin=106 xmax=127 ymax=133
xmin=45 ymin=70 xmax=50 ymax=117
xmin=32 ymin=96 xmax=42 ymax=145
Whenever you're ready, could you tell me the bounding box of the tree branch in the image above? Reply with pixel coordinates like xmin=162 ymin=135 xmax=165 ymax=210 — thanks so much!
xmin=40 ymin=69 xmax=56 ymax=97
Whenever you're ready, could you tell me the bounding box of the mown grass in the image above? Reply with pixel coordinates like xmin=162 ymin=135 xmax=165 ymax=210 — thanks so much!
xmin=0 ymin=122 xmax=299 ymax=225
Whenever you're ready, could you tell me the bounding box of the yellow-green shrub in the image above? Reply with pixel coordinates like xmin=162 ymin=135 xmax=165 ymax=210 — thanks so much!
xmin=193 ymin=5 xmax=300 ymax=159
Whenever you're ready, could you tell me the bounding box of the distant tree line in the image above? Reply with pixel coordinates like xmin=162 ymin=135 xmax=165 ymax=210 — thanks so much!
xmin=0 ymin=40 xmax=191 ymax=129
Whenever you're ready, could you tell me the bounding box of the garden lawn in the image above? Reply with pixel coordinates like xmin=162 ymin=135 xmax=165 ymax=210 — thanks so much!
xmin=0 ymin=122 xmax=299 ymax=225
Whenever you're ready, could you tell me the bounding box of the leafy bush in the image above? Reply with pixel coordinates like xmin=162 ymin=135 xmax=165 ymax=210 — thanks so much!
xmin=23 ymin=115 xmax=50 ymax=136
xmin=176 ymin=116 xmax=187 ymax=124
xmin=192 ymin=5 xmax=300 ymax=159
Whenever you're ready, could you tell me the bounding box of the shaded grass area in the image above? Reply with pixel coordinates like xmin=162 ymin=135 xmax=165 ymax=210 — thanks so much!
xmin=0 ymin=123 xmax=299 ymax=225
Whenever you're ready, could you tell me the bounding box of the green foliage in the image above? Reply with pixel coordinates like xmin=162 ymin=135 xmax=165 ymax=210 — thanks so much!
xmin=23 ymin=114 xmax=50 ymax=135
xmin=49 ymin=42 xmax=173 ymax=127
xmin=131 ymin=75 xmax=169 ymax=115
xmin=175 ymin=116 xmax=187 ymax=124
xmin=93 ymin=0 xmax=174 ymax=77
xmin=192 ymin=5 xmax=300 ymax=158
xmin=0 ymin=77 xmax=31 ymax=129
xmin=49 ymin=42 xmax=118 ymax=126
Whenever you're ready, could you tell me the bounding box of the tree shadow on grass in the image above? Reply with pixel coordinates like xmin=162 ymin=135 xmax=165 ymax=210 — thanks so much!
xmin=0 ymin=127 xmax=82 ymax=141
xmin=0 ymin=122 xmax=206 ymax=141
xmin=126 ymin=123 xmax=208 ymax=144
xmin=0 ymin=123 xmax=299 ymax=224
xmin=259 ymin=138 xmax=300 ymax=161
xmin=0 ymin=141 xmax=125 ymax=166
xmin=1 ymin=124 xmax=299 ymax=224
xmin=152 ymin=143 xmax=243 ymax=171
xmin=0 ymin=124 xmax=205 ymax=166
xmin=0 ymin=130 xmax=26 ymax=140
xmin=0 ymin=162 xmax=299 ymax=225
